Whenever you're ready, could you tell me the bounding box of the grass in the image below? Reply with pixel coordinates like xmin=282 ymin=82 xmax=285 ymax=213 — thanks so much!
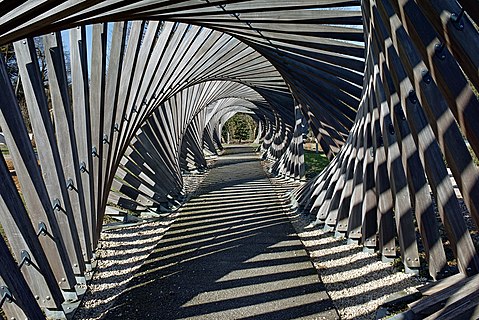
xmin=250 ymin=143 xmax=260 ymax=149
xmin=1 ymin=145 xmax=9 ymax=155
xmin=304 ymin=150 xmax=329 ymax=179
xmin=469 ymin=145 xmax=479 ymax=166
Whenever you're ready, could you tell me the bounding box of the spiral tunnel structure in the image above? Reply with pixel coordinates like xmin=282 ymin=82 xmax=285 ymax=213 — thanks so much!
xmin=0 ymin=1 xmax=478 ymax=318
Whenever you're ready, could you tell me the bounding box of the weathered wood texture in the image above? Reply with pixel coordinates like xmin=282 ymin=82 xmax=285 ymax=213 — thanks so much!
xmin=0 ymin=0 xmax=477 ymax=318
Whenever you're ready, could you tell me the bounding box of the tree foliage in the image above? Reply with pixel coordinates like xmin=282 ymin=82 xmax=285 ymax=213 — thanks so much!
xmin=1 ymin=43 xmax=18 ymax=86
xmin=222 ymin=113 xmax=257 ymax=143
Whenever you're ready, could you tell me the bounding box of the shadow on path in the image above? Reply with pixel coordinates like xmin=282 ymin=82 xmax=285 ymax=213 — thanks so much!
xmin=103 ymin=145 xmax=338 ymax=320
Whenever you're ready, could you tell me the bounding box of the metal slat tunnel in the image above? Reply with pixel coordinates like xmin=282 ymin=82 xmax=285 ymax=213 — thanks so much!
xmin=0 ymin=0 xmax=478 ymax=318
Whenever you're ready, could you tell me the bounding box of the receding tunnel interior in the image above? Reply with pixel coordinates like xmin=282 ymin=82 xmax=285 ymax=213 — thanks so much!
xmin=0 ymin=1 xmax=479 ymax=319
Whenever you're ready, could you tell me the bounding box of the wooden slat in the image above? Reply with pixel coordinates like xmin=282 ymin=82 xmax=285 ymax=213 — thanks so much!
xmin=0 ymin=1 xmax=478 ymax=316
xmin=0 ymin=51 xmax=76 ymax=295
xmin=14 ymin=38 xmax=85 ymax=276
xmin=0 ymin=153 xmax=63 ymax=309
xmin=44 ymin=31 xmax=93 ymax=264
xmin=0 ymin=238 xmax=44 ymax=320
xmin=87 ymin=23 xmax=106 ymax=243
xmin=367 ymin=0 xmax=479 ymax=275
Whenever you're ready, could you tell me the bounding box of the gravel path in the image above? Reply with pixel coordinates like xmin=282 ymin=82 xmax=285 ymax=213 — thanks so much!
xmin=74 ymin=171 xmax=211 ymax=319
xmin=288 ymin=215 xmax=424 ymax=319
xmin=100 ymin=145 xmax=337 ymax=319
xmin=266 ymin=175 xmax=426 ymax=320
xmin=75 ymin=146 xmax=427 ymax=320
xmin=74 ymin=219 xmax=177 ymax=319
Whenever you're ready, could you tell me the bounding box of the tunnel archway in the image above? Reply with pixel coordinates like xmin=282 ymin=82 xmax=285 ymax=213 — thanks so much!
xmin=0 ymin=1 xmax=478 ymax=319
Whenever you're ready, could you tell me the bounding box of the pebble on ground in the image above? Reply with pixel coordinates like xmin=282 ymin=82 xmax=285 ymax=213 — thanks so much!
xmin=75 ymin=154 xmax=426 ymax=320
xmin=289 ymin=214 xmax=424 ymax=319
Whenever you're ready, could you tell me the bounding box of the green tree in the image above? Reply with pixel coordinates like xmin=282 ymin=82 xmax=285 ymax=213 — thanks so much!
xmin=222 ymin=113 xmax=257 ymax=143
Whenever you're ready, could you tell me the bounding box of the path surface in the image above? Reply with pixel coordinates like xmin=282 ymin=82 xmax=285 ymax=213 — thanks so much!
xmin=104 ymin=146 xmax=338 ymax=319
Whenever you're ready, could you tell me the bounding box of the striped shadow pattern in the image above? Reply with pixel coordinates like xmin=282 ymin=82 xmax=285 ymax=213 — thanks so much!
xmin=0 ymin=0 xmax=477 ymax=319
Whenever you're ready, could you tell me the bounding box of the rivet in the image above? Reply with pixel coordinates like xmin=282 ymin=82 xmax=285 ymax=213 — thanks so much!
xmin=46 ymin=296 xmax=51 ymax=300
xmin=79 ymin=161 xmax=87 ymax=173
xmin=388 ymin=123 xmax=395 ymax=135
xmin=377 ymin=134 xmax=384 ymax=147
xmin=394 ymin=104 xmax=406 ymax=121
xmin=450 ymin=12 xmax=465 ymax=30
xmin=66 ymin=178 xmax=74 ymax=191
xmin=422 ymin=69 xmax=432 ymax=84
xmin=434 ymin=43 xmax=446 ymax=60
xmin=91 ymin=146 xmax=98 ymax=157
xmin=408 ymin=90 xmax=418 ymax=104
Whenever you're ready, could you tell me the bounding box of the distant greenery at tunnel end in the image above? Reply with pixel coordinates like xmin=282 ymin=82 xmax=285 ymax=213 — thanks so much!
xmin=222 ymin=113 xmax=257 ymax=143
